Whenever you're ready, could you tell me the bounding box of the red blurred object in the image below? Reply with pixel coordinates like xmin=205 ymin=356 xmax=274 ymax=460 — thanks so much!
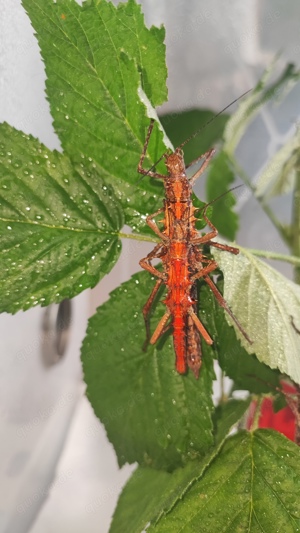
xmin=247 ymin=382 xmax=297 ymax=442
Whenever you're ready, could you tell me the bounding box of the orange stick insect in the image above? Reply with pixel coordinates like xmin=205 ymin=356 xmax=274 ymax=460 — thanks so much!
xmin=138 ymin=119 xmax=251 ymax=378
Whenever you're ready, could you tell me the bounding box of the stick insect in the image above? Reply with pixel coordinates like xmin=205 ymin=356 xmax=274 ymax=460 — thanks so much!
xmin=138 ymin=118 xmax=251 ymax=378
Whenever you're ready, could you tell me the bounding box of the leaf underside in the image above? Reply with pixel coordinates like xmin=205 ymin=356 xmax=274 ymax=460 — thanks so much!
xmin=212 ymin=245 xmax=300 ymax=385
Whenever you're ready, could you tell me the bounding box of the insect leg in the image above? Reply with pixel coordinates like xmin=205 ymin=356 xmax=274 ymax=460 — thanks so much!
xmin=188 ymin=308 xmax=213 ymax=344
xmin=150 ymin=311 xmax=171 ymax=345
xmin=207 ymin=240 xmax=240 ymax=255
xmin=192 ymin=206 xmax=219 ymax=244
xmin=142 ymin=278 xmax=164 ymax=350
xmin=137 ymin=119 xmax=166 ymax=179
xmin=203 ymin=275 xmax=253 ymax=344
xmin=186 ymin=283 xmax=202 ymax=379
xmin=188 ymin=148 xmax=215 ymax=185
xmin=139 ymin=242 xmax=166 ymax=280
xmin=145 ymin=206 xmax=169 ymax=241
xmin=190 ymin=260 xmax=219 ymax=282
xmin=194 ymin=205 xmax=240 ymax=250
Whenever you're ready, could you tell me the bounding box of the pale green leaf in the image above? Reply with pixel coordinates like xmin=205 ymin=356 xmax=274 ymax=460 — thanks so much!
xmin=224 ymin=62 xmax=300 ymax=156
xmin=0 ymin=123 xmax=123 ymax=313
xmin=255 ymin=130 xmax=300 ymax=199
xmin=212 ymin=245 xmax=300 ymax=385
xmin=199 ymin=283 xmax=281 ymax=394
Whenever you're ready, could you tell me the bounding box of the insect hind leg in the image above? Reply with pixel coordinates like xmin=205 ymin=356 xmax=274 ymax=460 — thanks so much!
xmin=142 ymin=279 xmax=164 ymax=351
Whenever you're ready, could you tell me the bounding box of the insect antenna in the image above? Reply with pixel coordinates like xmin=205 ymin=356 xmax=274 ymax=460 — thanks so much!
xmin=137 ymin=89 xmax=252 ymax=187
xmin=178 ymin=89 xmax=252 ymax=150
xmin=196 ymin=184 xmax=244 ymax=215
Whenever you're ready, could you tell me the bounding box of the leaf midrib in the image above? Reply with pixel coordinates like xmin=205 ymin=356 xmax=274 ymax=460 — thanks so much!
xmin=0 ymin=216 xmax=120 ymax=235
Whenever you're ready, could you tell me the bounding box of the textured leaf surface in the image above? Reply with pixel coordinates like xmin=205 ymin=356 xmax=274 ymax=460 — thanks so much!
xmin=0 ymin=123 xmax=123 ymax=312
xmin=22 ymin=0 xmax=169 ymax=232
xmin=82 ymin=270 xmax=215 ymax=470
xmin=212 ymin=245 xmax=300 ymax=385
xmin=143 ymin=430 xmax=300 ymax=532
xmin=111 ymin=427 xmax=300 ymax=533
xmin=199 ymin=283 xmax=281 ymax=394
xmin=110 ymin=399 xmax=250 ymax=533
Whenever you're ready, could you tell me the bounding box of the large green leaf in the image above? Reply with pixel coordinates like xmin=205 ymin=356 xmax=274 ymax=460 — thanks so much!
xmin=0 ymin=123 xmax=123 ymax=313
xmin=81 ymin=270 xmax=215 ymax=470
xmin=255 ymin=129 xmax=300 ymax=200
xmin=112 ymin=430 xmax=300 ymax=532
xmin=22 ymin=0 xmax=169 ymax=232
xmin=143 ymin=430 xmax=300 ymax=532
xmin=110 ymin=399 xmax=250 ymax=533
xmin=212 ymin=245 xmax=300 ymax=385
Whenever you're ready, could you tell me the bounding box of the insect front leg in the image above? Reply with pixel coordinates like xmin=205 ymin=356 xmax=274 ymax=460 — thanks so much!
xmin=188 ymin=148 xmax=215 ymax=185
xmin=137 ymin=119 xmax=166 ymax=179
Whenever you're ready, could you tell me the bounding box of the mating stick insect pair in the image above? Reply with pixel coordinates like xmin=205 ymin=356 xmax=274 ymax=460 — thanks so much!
xmin=138 ymin=118 xmax=252 ymax=378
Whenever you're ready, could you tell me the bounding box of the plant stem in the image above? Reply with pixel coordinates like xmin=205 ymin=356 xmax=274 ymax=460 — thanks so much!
xmin=118 ymin=231 xmax=158 ymax=244
xmin=230 ymin=156 xmax=287 ymax=241
xmin=251 ymin=396 xmax=263 ymax=431
xmin=242 ymin=248 xmax=300 ymax=266
xmin=119 ymin=231 xmax=300 ymax=267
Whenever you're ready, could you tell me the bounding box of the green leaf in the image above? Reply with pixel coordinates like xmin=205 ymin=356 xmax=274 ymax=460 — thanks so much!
xmin=112 ymin=430 xmax=300 ymax=533
xmin=110 ymin=399 xmax=250 ymax=533
xmin=199 ymin=283 xmax=281 ymax=394
xmin=0 ymin=123 xmax=123 ymax=313
xmin=160 ymin=109 xmax=228 ymax=165
xmin=255 ymin=130 xmax=300 ymax=200
xmin=224 ymin=62 xmax=300 ymax=156
xmin=22 ymin=0 xmax=169 ymax=232
xmin=211 ymin=245 xmax=300 ymax=385
xmin=81 ymin=270 xmax=215 ymax=470
xmin=143 ymin=430 xmax=300 ymax=532
xmin=206 ymin=151 xmax=239 ymax=240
